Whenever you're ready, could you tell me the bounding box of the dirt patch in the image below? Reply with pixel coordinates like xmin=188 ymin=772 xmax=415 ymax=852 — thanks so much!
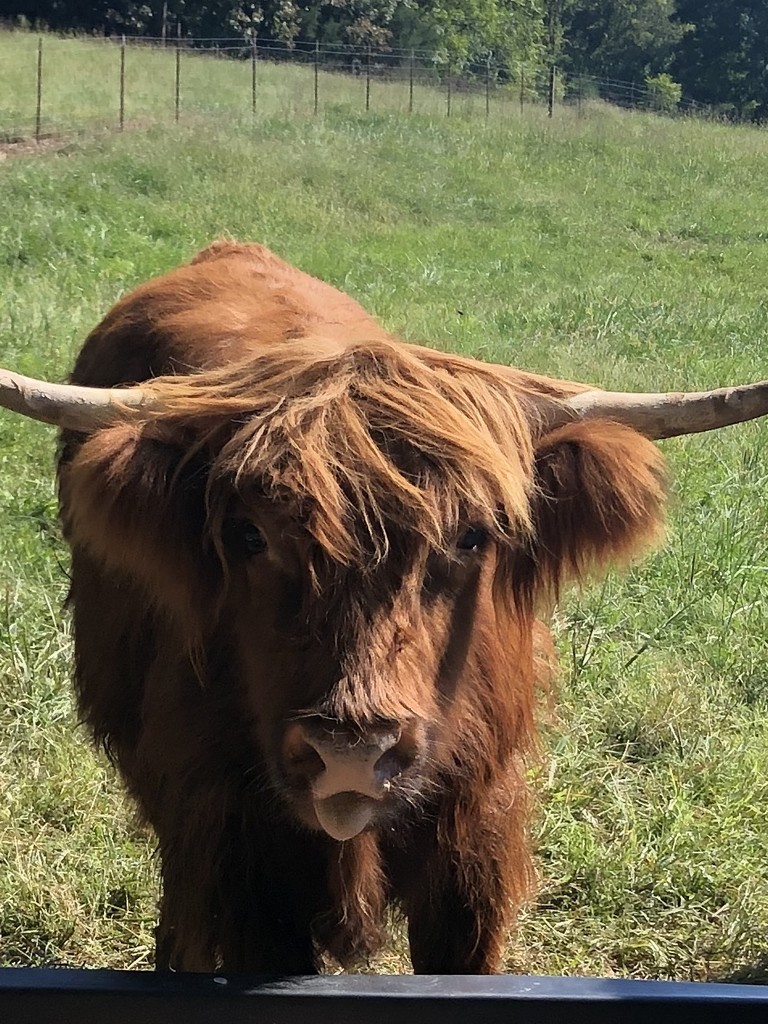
xmin=0 ymin=120 xmax=166 ymax=161
xmin=0 ymin=134 xmax=74 ymax=160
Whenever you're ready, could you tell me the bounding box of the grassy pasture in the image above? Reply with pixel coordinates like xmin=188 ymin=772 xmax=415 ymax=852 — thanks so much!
xmin=2 ymin=33 xmax=768 ymax=980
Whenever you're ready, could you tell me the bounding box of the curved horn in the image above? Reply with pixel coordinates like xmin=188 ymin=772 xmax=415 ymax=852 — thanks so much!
xmin=0 ymin=368 xmax=152 ymax=432
xmin=557 ymin=381 xmax=768 ymax=440
xmin=446 ymin=345 xmax=768 ymax=440
xmin=4 ymin=357 xmax=768 ymax=441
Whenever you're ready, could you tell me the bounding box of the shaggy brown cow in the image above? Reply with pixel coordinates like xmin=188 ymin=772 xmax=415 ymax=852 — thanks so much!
xmin=2 ymin=241 xmax=768 ymax=975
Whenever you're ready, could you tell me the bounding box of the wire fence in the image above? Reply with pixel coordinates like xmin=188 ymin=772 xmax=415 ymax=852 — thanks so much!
xmin=0 ymin=34 xmax=707 ymax=146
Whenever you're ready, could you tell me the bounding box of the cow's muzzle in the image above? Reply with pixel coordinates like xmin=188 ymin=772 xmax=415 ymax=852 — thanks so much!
xmin=283 ymin=717 xmax=420 ymax=841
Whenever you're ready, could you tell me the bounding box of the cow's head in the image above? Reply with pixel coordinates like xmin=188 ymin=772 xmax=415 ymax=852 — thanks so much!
xmin=4 ymin=343 xmax=767 ymax=840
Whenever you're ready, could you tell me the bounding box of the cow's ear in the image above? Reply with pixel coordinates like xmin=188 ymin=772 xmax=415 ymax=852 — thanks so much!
xmin=515 ymin=420 xmax=667 ymax=605
xmin=59 ymin=422 xmax=219 ymax=622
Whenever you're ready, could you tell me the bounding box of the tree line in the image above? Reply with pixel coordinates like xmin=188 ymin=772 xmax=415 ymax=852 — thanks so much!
xmin=6 ymin=1 xmax=768 ymax=119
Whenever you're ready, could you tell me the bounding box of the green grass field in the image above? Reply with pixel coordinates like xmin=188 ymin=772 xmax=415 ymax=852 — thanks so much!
xmin=1 ymin=32 xmax=768 ymax=981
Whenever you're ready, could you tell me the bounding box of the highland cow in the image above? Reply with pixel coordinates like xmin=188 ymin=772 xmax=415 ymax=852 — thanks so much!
xmin=2 ymin=241 xmax=766 ymax=973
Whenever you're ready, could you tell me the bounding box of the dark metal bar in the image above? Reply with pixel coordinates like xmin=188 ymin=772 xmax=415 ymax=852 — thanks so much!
xmin=2 ymin=970 xmax=768 ymax=1024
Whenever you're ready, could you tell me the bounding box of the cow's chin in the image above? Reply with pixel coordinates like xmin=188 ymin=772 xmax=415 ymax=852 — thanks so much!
xmin=313 ymin=792 xmax=379 ymax=841
xmin=290 ymin=790 xmax=388 ymax=841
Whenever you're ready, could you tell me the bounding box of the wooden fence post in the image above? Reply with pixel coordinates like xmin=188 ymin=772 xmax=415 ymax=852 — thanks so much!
xmin=548 ymin=63 xmax=556 ymax=117
xmin=365 ymin=44 xmax=371 ymax=111
xmin=314 ymin=40 xmax=319 ymax=115
xmin=408 ymin=49 xmax=414 ymax=114
xmin=35 ymin=37 xmax=42 ymax=142
xmin=119 ymin=35 xmax=126 ymax=131
xmin=519 ymin=66 xmax=524 ymax=116
xmin=485 ymin=57 xmax=491 ymax=120
xmin=251 ymin=36 xmax=257 ymax=117
xmin=175 ymin=22 xmax=181 ymax=123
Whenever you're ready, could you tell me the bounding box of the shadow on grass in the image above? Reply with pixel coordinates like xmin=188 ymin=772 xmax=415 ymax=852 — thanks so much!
xmin=717 ymin=956 xmax=768 ymax=986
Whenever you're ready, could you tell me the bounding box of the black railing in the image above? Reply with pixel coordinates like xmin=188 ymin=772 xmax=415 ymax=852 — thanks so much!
xmin=2 ymin=969 xmax=768 ymax=1023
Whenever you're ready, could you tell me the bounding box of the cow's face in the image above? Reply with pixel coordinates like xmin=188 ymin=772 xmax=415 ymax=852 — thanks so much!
xmin=220 ymin=495 xmax=506 ymax=840
xmin=59 ymin=381 xmax=665 ymax=843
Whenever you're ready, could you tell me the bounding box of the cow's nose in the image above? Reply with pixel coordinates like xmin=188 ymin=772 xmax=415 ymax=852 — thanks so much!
xmin=285 ymin=718 xmax=412 ymax=801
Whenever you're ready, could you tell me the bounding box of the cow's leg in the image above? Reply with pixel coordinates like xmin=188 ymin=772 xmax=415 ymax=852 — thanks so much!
xmin=155 ymin=887 xmax=320 ymax=974
xmin=154 ymin=914 xmax=219 ymax=973
xmin=154 ymin=917 xmax=177 ymax=972
xmin=215 ymin=883 xmax=321 ymax=974
xmin=404 ymin=868 xmax=511 ymax=974
xmin=154 ymin=810 xmax=328 ymax=974
xmin=154 ymin=879 xmax=219 ymax=972
xmin=389 ymin=785 xmax=532 ymax=974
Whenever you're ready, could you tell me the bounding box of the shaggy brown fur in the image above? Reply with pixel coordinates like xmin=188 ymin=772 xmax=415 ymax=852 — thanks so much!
xmin=57 ymin=241 xmax=666 ymax=974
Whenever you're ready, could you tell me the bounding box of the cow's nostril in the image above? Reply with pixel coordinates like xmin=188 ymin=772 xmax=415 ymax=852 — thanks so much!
xmin=373 ymin=744 xmax=414 ymax=788
xmin=296 ymin=717 xmax=403 ymax=755
xmin=368 ymin=724 xmax=402 ymax=754
xmin=283 ymin=722 xmax=326 ymax=779
xmin=283 ymin=717 xmax=422 ymax=802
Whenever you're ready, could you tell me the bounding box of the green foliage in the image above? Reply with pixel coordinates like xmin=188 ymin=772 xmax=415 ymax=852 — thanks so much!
xmin=297 ymin=0 xmax=401 ymax=47
xmin=7 ymin=0 xmax=547 ymax=67
xmin=645 ymin=71 xmax=681 ymax=111
xmin=409 ymin=0 xmax=546 ymax=68
xmin=674 ymin=1 xmax=768 ymax=120
xmin=562 ymin=0 xmax=684 ymax=81
xmin=8 ymin=0 xmax=159 ymax=33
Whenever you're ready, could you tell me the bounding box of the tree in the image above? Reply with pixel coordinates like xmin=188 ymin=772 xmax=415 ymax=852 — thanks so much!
xmin=296 ymin=0 xmax=401 ymax=47
xmin=407 ymin=0 xmax=546 ymax=69
xmin=6 ymin=0 xmax=548 ymax=70
xmin=8 ymin=0 xmax=157 ymax=32
xmin=562 ymin=0 xmax=684 ymax=84
xmin=674 ymin=0 xmax=768 ymax=119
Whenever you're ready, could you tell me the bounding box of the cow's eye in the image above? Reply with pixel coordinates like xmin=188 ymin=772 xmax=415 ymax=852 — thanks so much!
xmin=224 ymin=519 xmax=268 ymax=559
xmin=230 ymin=520 xmax=268 ymax=561
xmin=457 ymin=526 xmax=488 ymax=552
xmin=242 ymin=523 xmax=268 ymax=556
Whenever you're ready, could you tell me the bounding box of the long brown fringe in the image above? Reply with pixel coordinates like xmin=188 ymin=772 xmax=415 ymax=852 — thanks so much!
xmin=134 ymin=339 xmax=545 ymax=568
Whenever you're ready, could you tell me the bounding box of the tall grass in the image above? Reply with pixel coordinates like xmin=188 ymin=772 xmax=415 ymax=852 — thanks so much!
xmin=1 ymin=34 xmax=768 ymax=980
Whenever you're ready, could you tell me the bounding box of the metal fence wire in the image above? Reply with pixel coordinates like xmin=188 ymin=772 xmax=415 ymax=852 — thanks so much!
xmin=0 ymin=34 xmax=706 ymax=145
